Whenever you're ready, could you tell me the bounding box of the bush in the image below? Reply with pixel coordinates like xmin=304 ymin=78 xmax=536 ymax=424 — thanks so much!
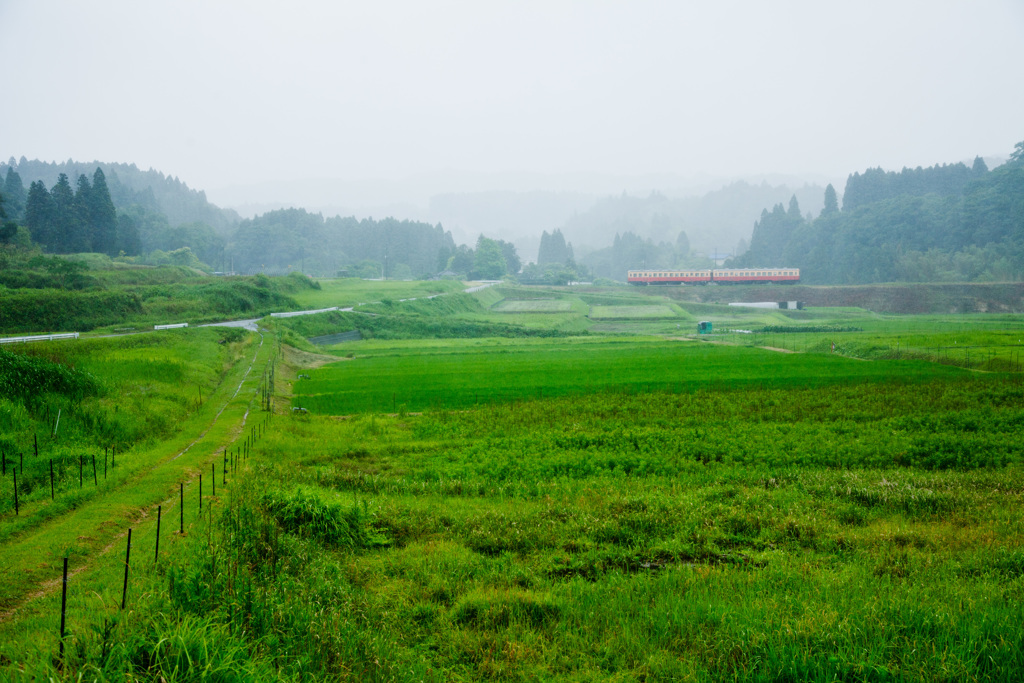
xmin=0 ymin=348 xmax=100 ymax=401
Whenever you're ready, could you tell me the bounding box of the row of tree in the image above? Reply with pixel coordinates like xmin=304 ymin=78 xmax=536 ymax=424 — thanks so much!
xmin=19 ymin=169 xmax=139 ymax=256
xmin=229 ymin=208 xmax=468 ymax=278
xmin=536 ymin=229 xmax=574 ymax=266
xmin=3 ymin=158 xmax=239 ymax=233
xmin=730 ymin=143 xmax=1024 ymax=283
xmin=2 ymin=159 xmax=534 ymax=280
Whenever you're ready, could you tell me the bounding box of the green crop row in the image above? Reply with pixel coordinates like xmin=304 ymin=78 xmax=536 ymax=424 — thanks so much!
xmin=293 ymin=338 xmax=974 ymax=414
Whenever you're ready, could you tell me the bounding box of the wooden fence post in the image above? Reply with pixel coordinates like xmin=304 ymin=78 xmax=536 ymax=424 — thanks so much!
xmin=155 ymin=505 xmax=161 ymax=563
xmin=58 ymin=557 xmax=68 ymax=664
xmin=121 ymin=529 xmax=132 ymax=609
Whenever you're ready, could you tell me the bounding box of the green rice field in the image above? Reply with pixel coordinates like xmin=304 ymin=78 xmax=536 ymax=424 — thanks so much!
xmin=292 ymin=337 xmax=976 ymax=414
xmin=493 ymin=299 xmax=573 ymax=313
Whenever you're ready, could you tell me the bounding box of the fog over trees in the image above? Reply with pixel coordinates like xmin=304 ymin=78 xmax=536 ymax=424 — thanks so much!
xmin=730 ymin=147 xmax=1024 ymax=283
xmin=1 ymin=141 xmax=1022 ymax=285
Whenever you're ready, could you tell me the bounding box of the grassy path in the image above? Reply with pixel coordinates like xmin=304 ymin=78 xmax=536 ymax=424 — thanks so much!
xmin=0 ymin=331 xmax=276 ymax=624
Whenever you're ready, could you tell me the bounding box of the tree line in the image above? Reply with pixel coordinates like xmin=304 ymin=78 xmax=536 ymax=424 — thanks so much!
xmin=1 ymin=160 xmax=525 ymax=280
xmin=15 ymin=168 xmax=139 ymax=256
xmin=730 ymin=142 xmax=1024 ymax=284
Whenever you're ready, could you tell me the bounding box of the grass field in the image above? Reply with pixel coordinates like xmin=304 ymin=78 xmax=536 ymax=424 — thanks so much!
xmin=3 ymin=277 xmax=1024 ymax=681
xmin=288 ymin=278 xmax=464 ymax=309
xmin=588 ymin=305 xmax=679 ymax=319
xmin=292 ymin=337 xmax=976 ymax=414
xmin=21 ymin=371 xmax=1015 ymax=681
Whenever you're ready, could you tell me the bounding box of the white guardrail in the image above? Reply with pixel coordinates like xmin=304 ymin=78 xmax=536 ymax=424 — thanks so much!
xmin=154 ymin=323 xmax=189 ymax=330
xmin=0 ymin=332 xmax=80 ymax=344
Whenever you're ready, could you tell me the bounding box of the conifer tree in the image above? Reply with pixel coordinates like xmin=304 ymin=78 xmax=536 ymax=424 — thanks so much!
xmin=787 ymin=195 xmax=802 ymax=219
xmin=821 ymin=184 xmax=839 ymax=217
xmin=25 ymin=180 xmax=56 ymax=250
xmin=3 ymin=167 xmax=26 ymax=222
xmin=116 ymin=212 xmax=142 ymax=256
xmin=537 ymin=230 xmax=551 ymax=264
xmin=50 ymin=173 xmax=82 ymax=253
xmin=69 ymin=174 xmax=93 ymax=253
xmin=89 ymin=168 xmax=118 ymax=254
xmin=537 ymin=228 xmax=571 ymax=265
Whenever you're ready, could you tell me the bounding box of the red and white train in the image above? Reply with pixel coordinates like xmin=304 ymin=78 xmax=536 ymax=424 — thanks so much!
xmin=627 ymin=268 xmax=800 ymax=285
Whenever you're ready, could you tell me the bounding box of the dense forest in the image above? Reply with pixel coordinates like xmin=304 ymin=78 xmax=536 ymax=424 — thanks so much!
xmin=729 ymin=142 xmax=1024 ymax=284
xmin=1 ymin=158 xmax=239 ymax=232
xmin=3 ymin=144 xmax=1022 ymax=285
xmin=1 ymin=159 xmax=237 ymax=269
xmin=229 ymin=208 xmax=457 ymax=278
xmin=0 ymin=159 xmax=521 ymax=279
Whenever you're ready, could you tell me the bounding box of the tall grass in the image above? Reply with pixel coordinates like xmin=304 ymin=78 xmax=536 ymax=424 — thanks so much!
xmin=23 ymin=369 xmax=1019 ymax=681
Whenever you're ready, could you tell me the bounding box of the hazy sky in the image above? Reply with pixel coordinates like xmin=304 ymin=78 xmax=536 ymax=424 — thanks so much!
xmin=2 ymin=0 xmax=1022 ymax=202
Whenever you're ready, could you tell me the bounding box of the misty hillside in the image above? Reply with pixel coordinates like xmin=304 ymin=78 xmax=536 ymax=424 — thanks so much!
xmin=229 ymin=208 xmax=456 ymax=278
xmin=2 ymin=158 xmax=239 ymax=234
xmin=730 ymin=146 xmax=1024 ymax=284
xmin=4 ymin=146 xmax=1021 ymax=286
xmin=427 ymin=190 xmax=596 ymax=261
xmin=559 ymin=181 xmax=825 ymax=258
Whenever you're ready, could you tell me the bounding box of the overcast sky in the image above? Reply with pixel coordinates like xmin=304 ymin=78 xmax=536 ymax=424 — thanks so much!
xmin=2 ymin=0 xmax=1022 ymax=203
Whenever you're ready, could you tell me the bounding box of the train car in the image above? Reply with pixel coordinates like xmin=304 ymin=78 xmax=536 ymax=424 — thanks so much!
xmin=711 ymin=268 xmax=800 ymax=284
xmin=627 ymin=269 xmax=712 ymax=285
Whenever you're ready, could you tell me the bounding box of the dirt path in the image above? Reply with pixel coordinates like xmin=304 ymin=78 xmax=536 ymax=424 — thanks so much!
xmin=0 ymin=335 xmax=272 ymax=625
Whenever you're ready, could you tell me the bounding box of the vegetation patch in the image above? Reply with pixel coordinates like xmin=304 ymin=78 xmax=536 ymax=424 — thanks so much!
xmin=0 ymin=289 xmax=143 ymax=332
xmin=589 ymin=305 xmax=677 ymax=319
xmin=493 ymin=300 xmax=573 ymax=313
xmin=761 ymin=325 xmax=864 ymax=333
xmin=262 ymin=486 xmax=390 ymax=549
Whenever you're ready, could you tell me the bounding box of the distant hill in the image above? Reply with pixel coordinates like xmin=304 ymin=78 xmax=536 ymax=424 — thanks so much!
xmin=229 ymin=208 xmax=456 ymax=278
xmin=730 ymin=144 xmax=1024 ymax=284
xmin=1 ymin=157 xmax=239 ymax=234
xmin=560 ymin=181 xmax=825 ymax=257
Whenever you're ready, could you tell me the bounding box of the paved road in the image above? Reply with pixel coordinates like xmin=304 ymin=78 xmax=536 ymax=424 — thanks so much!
xmin=198 ymin=281 xmax=497 ymax=332
xmin=15 ymin=281 xmax=500 ymax=340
